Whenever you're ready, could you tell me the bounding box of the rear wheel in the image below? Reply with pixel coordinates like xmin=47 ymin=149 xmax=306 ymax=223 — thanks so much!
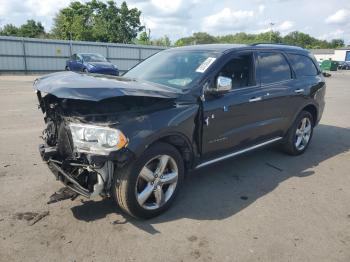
xmin=65 ymin=66 xmax=70 ymax=71
xmin=83 ymin=68 xmax=88 ymax=73
xmin=113 ymin=142 xmax=184 ymax=219
xmin=282 ymin=111 xmax=314 ymax=155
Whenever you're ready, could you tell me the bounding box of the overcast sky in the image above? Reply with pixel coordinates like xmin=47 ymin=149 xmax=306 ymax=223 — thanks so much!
xmin=0 ymin=0 xmax=349 ymax=43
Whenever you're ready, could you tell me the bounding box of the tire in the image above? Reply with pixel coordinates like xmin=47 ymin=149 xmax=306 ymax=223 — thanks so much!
xmin=282 ymin=110 xmax=314 ymax=155
xmin=112 ymin=142 xmax=184 ymax=219
xmin=83 ymin=68 xmax=88 ymax=73
xmin=65 ymin=66 xmax=70 ymax=71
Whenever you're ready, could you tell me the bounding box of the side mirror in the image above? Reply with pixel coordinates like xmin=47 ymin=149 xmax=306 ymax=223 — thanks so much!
xmin=207 ymin=76 xmax=232 ymax=94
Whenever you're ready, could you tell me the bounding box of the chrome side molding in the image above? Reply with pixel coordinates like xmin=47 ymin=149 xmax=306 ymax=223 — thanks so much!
xmin=195 ymin=137 xmax=283 ymax=169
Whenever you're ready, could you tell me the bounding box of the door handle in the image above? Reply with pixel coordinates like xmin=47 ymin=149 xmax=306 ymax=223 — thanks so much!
xmin=249 ymin=97 xmax=262 ymax=102
xmin=294 ymin=88 xmax=305 ymax=94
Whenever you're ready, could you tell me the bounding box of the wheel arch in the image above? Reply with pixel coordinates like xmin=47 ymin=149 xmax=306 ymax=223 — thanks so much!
xmin=302 ymin=104 xmax=318 ymax=126
xmin=287 ymin=103 xmax=319 ymax=137
xmin=146 ymin=132 xmax=196 ymax=170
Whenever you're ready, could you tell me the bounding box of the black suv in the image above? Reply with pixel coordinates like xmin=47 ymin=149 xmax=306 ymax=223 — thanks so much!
xmin=35 ymin=44 xmax=326 ymax=219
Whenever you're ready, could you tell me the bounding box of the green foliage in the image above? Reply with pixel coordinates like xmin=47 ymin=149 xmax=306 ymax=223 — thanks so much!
xmin=151 ymin=35 xmax=171 ymax=47
xmin=176 ymin=31 xmax=345 ymax=49
xmin=19 ymin=20 xmax=45 ymax=38
xmin=0 ymin=1 xmax=346 ymax=50
xmin=135 ymin=28 xmax=170 ymax=46
xmin=0 ymin=24 xmax=19 ymax=36
xmin=330 ymin=39 xmax=344 ymax=48
xmin=0 ymin=20 xmax=46 ymax=38
xmin=51 ymin=0 xmax=144 ymax=43
xmin=175 ymin=32 xmax=216 ymax=46
xmin=216 ymin=31 xmax=282 ymax=44
xmin=137 ymin=31 xmax=151 ymax=45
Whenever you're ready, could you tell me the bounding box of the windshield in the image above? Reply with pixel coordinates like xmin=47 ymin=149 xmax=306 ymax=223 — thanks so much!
xmin=82 ymin=54 xmax=107 ymax=62
xmin=124 ymin=50 xmax=219 ymax=90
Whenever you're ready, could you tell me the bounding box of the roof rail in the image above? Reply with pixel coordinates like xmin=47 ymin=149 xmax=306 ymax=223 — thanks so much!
xmin=250 ymin=42 xmax=303 ymax=48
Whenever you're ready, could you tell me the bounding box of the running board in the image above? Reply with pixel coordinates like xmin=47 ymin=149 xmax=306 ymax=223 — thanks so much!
xmin=195 ymin=137 xmax=283 ymax=169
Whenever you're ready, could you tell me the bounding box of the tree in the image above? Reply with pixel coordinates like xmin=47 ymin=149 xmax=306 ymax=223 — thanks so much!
xmin=137 ymin=31 xmax=150 ymax=45
xmin=175 ymin=32 xmax=216 ymax=46
xmin=19 ymin=20 xmax=45 ymax=38
xmin=174 ymin=31 xmax=345 ymax=49
xmin=151 ymin=35 xmax=171 ymax=46
xmin=330 ymin=39 xmax=344 ymax=48
xmin=51 ymin=0 xmax=144 ymax=43
xmin=281 ymin=31 xmax=343 ymax=49
xmin=0 ymin=24 xmax=19 ymax=36
xmin=175 ymin=39 xmax=185 ymax=47
xmin=0 ymin=20 xmax=46 ymax=38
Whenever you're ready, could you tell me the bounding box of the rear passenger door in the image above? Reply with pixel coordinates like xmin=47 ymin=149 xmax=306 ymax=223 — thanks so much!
xmin=256 ymin=51 xmax=295 ymax=136
xmin=286 ymin=53 xmax=324 ymax=121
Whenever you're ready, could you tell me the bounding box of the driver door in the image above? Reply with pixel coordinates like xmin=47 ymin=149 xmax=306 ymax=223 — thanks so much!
xmin=68 ymin=54 xmax=78 ymax=71
xmin=201 ymin=51 xmax=272 ymax=160
xmin=75 ymin=54 xmax=84 ymax=71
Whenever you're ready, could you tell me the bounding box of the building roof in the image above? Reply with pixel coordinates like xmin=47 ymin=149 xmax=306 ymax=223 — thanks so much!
xmin=310 ymin=49 xmax=335 ymax=54
xmin=336 ymin=47 xmax=350 ymax=50
xmin=311 ymin=48 xmax=350 ymax=55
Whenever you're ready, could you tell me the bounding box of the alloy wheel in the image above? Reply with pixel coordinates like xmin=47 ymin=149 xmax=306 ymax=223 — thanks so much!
xmin=135 ymin=155 xmax=178 ymax=210
xmin=295 ymin=117 xmax=312 ymax=151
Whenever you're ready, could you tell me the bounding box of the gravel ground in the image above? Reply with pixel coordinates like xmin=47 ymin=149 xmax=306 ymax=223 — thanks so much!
xmin=0 ymin=72 xmax=349 ymax=262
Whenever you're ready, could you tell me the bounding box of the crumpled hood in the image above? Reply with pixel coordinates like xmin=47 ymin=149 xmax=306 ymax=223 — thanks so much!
xmin=34 ymin=71 xmax=181 ymax=101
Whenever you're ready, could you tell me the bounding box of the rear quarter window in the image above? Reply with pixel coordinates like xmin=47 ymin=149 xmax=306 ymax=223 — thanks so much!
xmin=288 ymin=54 xmax=318 ymax=77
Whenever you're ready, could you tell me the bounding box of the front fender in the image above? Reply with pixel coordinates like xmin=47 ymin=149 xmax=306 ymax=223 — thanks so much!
xmin=121 ymin=104 xmax=199 ymax=158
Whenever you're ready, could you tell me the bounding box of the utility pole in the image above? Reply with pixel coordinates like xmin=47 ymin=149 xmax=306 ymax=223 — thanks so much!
xmin=269 ymin=22 xmax=275 ymax=42
xmin=69 ymin=31 xmax=73 ymax=56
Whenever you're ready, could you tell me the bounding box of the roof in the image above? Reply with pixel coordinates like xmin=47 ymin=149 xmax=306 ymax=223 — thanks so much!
xmin=335 ymin=47 xmax=350 ymax=50
xmin=169 ymin=43 xmax=307 ymax=54
xmin=310 ymin=48 xmax=350 ymax=55
xmin=78 ymin=53 xmax=104 ymax=55
xmin=172 ymin=44 xmax=248 ymax=52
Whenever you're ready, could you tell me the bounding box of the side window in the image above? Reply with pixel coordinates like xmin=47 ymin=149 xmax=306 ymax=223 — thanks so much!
xmin=288 ymin=54 xmax=318 ymax=77
xmin=258 ymin=52 xmax=291 ymax=85
xmin=71 ymin=54 xmax=77 ymax=61
xmin=218 ymin=52 xmax=255 ymax=89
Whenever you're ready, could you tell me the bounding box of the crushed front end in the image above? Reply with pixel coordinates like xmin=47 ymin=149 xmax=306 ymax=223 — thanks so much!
xmin=33 ymin=72 xmax=180 ymax=202
xmin=36 ymin=90 xmax=134 ymax=199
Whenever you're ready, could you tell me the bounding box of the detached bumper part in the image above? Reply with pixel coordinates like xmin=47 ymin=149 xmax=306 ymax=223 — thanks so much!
xmin=39 ymin=144 xmax=57 ymax=161
xmin=39 ymin=144 xmax=114 ymax=199
xmin=49 ymin=161 xmax=91 ymax=198
xmin=47 ymin=187 xmax=78 ymax=204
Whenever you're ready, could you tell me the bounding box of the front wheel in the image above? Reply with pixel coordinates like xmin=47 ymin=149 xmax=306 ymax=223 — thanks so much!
xmin=112 ymin=142 xmax=184 ymax=219
xmin=282 ymin=111 xmax=314 ymax=155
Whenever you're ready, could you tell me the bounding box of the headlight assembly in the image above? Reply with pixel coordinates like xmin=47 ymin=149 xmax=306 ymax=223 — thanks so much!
xmin=69 ymin=123 xmax=127 ymax=155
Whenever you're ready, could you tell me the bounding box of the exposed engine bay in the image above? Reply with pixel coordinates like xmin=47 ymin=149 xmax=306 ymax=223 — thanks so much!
xmin=37 ymin=91 xmax=174 ymax=200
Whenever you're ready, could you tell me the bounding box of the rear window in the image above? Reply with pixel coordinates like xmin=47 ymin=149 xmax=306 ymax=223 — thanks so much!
xmin=288 ymin=54 xmax=318 ymax=77
xmin=258 ymin=52 xmax=292 ymax=84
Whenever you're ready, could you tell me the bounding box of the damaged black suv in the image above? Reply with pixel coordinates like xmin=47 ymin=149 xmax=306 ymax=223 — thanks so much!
xmin=35 ymin=44 xmax=325 ymax=219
